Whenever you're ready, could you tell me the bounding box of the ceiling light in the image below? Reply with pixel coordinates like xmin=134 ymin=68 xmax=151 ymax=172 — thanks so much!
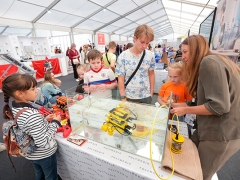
xmin=47 ymin=10 xmax=51 ymax=13
xmin=103 ymin=9 xmax=106 ymax=12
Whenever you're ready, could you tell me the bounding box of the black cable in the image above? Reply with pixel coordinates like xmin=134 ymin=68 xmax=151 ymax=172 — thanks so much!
xmin=108 ymin=122 xmax=131 ymax=136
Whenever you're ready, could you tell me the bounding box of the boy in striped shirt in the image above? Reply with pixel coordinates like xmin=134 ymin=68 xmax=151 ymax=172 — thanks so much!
xmin=84 ymin=49 xmax=117 ymax=99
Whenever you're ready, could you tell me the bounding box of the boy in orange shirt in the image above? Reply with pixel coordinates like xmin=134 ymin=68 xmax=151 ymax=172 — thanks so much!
xmin=158 ymin=62 xmax=192 ymax=106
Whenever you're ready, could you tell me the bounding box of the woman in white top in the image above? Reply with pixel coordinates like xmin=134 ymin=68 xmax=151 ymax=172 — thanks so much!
xmin=81 ymin=44 xmax=89 ymax=65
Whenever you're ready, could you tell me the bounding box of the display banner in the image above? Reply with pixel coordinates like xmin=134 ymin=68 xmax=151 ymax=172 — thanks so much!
xmin=32 ymin=58 xmax=61 ymax=79
xmin=211 ymin=0 xmax=240 ymax=51
xmin=0 ymin=64 xmax=18 ymax=89
xmin=98 ymin=33 xmax=105 ymax=45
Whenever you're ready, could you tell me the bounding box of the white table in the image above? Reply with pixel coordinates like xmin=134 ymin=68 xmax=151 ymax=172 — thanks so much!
xmin=56 ymin=121 xmax=189 ymax=180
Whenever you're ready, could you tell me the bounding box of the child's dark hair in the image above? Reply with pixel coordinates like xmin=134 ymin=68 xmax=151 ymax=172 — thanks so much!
xmin=87 ymin=49 xmax=102 ymax=61
xmin=2 ymin=73 xmax=37 ymax=119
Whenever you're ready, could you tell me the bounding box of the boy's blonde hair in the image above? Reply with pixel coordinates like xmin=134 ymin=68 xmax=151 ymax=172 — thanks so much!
xmin=77 ymin=64 xmax=88 ymax=71
xmin=134 ymin=24 xmax=154 ymax=42
xmin=54 ymin=78 xmax=62 ymax=85
xmin=168 ymin=62 xmax=183 ymax=75
xmin=108 ymin=41 xmax=117 ymax=49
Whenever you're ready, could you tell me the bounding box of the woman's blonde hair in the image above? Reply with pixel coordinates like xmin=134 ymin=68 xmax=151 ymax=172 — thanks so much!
xmin=182 ymin=35 xmax=240 ymax=97
xmin=134 ymin=24 xmax=154 ymax=42
xmin=41 ymin=71 xmax=55 ymax=85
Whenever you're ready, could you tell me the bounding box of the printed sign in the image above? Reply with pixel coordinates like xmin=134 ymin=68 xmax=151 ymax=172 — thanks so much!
xmin=98 ymin=33 xmax=105 ymax=45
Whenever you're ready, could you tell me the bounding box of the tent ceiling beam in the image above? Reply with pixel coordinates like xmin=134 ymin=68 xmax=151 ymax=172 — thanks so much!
xmin=188 ymin=0 xmax=211 ymax=33
xmin=0 ymin=26 xmax=9 ymax=35
xmin=94 ymin=0 xmax=156 ymax=32
xmin=32 ymin=0 xmax=61 ymax=23
xmin=167 ymin=15 xmax=201 ymax=24
xmin=165 ymin=7 xmax=206 ymax=17
xmin=113 ymin=7 xmax=164 ymax=35
xmin=26 ymin=31 xmax=32 ymax=36
xmin=71 ymin=0 xmax=118 ymax=29
xmin=119 ymin=12 xmax=169 ymax=36
xmin=155 ymin=26 xmax=173 ymax=34
xmin=167 ymin=0 xmax=215 ymax=9
xmin=154 ymin=28 xmax=172 ymax=36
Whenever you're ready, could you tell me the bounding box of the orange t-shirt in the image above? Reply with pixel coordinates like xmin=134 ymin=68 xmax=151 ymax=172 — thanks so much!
xmin=158 ymin=81 xmax=192 ymax=103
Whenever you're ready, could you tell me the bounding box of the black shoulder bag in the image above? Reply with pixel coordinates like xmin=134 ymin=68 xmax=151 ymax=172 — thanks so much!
xmin=105 ymin=53 xmax=111 ymax=65
xmin=125 ymin=50 xmax=145 ymax=87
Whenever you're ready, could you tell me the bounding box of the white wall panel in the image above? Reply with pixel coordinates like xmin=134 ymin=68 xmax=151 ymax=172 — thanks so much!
xmin=2 ymin=1 xmax=44 ymax=21
xmin=111 ymin=18 xmax=132 ymax=27
xmin=142 ymin=1 xmax=163 ymax=14
xmin=100 ymin=25 xmax=119 ymax=33
xmin=73 ymin=1 xmax=101 ymax=17
xmin=53 ymin=0 xmax=88 ymax=14
xmin=125 ymin=9 xmax=146 ymax=21
xmin=76 ymin=20 xmax=104 ymax=31
xmin=58 ymin=15 xmax=84 ymax=27
xmin=37 ymin=10 xmax=69 ymax=25
xmin=107 ymin=0 xmax=137 ymax=15
xmin=110 ymin=34 xmax=120 ymax=41
xmin=0 ymin=18 xmax=32 ymax=28
xmin=35 ymin=29 xmax=51 ymax=37
xmin=22 ymin=0 xmax=54 ymax=7
xmin=91 ymin=0 xmax=114 ymax=6
xmin=0 ymin=0 xmax=14 ymax=17
xmin=90 ymin=10 xmax=119 ymax=23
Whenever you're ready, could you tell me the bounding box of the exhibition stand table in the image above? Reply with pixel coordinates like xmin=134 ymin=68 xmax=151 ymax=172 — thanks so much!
xmin=56 ymin=90 xmax=190 ymax=179
xmin=56 ymin=131 xmax=185 ymax=180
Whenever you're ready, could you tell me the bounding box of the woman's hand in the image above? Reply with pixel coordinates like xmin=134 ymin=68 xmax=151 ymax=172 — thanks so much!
xmin=170 ymin=107 xmax=188 ymax=116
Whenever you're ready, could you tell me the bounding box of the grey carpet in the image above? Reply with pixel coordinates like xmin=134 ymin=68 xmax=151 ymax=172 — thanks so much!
xmin=0 ymin=74 xmax=240 ymax=180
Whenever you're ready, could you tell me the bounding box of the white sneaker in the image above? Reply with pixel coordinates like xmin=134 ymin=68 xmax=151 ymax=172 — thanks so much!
xmin=0 ymin=143 xmax=6 ymax=152
xmin=211 ymin=173 xmax=218 ymax=180
xmin=76 ymin=79 xmax=79 ymax=82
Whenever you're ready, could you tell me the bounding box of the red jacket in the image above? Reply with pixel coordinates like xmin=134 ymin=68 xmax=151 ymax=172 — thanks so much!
xmin=68 ymin=49 xmax=80 ymax=63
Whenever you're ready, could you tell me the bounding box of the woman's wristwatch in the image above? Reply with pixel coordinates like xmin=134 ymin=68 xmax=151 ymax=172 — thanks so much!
xmin=120 ymin=96 xmax=126 ymax=99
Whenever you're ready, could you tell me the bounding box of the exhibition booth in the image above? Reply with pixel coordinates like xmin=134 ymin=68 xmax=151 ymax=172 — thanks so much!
xmin=52 ymin=88 xmax=199 ymax=180
xmin=1 ymin=0 xmax=240 ymax=180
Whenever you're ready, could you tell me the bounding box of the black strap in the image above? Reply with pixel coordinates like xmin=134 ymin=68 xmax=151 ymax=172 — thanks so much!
xmin=125 ymin=50 xmax=145 ymax=87
xmin=105 ymin=53 xmax=111 ymax=66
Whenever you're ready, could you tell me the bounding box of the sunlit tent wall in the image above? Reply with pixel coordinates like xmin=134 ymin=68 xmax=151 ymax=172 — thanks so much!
xmin=0 ymin=0 xmax=217 ymax=51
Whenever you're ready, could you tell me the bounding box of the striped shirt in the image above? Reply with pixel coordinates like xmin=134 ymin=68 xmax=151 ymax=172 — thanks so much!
xmin=84 ymin=66 xmax=116 ymax=98
xmin=12 ymin=101 xmax=60 ymax=160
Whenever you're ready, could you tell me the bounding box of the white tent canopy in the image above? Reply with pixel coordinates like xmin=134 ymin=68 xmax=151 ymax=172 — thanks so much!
xmin=0 ymin=0 xmax=217 ymax=39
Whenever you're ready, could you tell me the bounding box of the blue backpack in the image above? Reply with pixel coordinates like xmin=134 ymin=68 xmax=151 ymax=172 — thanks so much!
xmin=2 ymin=108 xmax=37 ymax=171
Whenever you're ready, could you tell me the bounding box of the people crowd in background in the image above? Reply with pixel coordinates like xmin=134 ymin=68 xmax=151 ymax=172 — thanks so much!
xmin=68 ymin=43 xmax=80 ymax=81
xmin=2 ymin=20 xmax=240 ymax=180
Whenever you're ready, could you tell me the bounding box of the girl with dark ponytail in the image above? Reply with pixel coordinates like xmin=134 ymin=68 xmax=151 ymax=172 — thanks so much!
xmin=2 ymin=73 xmax=61 ymax=180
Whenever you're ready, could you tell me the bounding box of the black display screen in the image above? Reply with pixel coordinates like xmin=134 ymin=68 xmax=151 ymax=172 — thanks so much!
xmin=199 ymin=8 xmax=217 ymax=46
